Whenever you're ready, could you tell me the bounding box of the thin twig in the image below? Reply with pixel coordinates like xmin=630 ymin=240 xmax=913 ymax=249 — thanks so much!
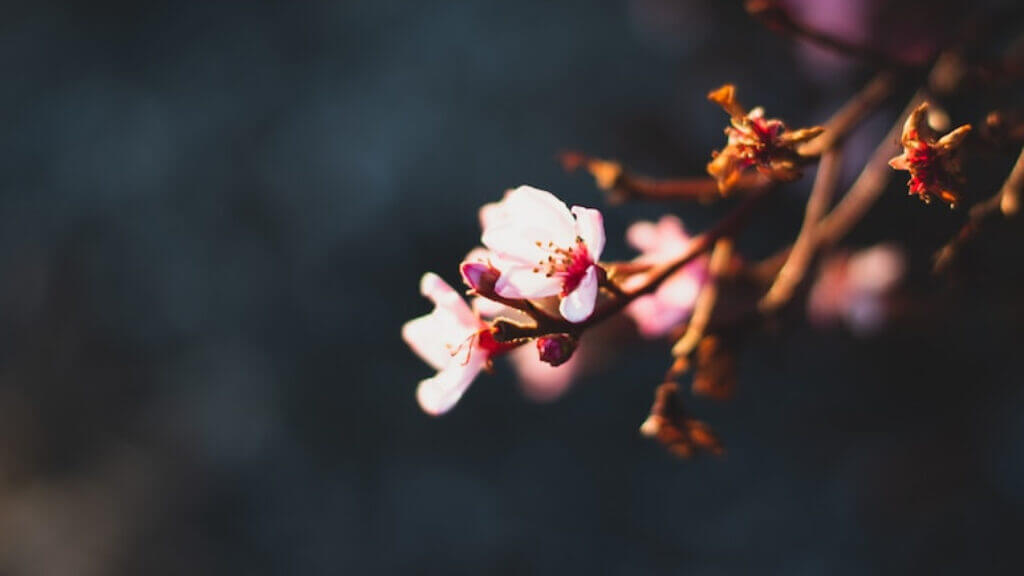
xmin=799 ymin=72 xmax=897 ymax=157
xmin=745 ymin=0 xmax=924 ymax=70
xmin=671 ymin=238 xmax=734 ymax=359
xmin=559 ymin=151 xmax=764 ymax=203
xmin=816 ymin=91 xmax=927 ymax=248
xmin=933 ymin=145 xmax=1024 ymax=273
xmin=759 ymin=149 xmax=843 ymax=312
xmin=1001 ymin=146 xmax=1024 ymax=217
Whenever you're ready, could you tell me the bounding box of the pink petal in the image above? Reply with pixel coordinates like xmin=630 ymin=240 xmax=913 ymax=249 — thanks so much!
xmin=627 ymin=294 xmax=687 ymax=338
xmin=403 ymin=273 xmax=483 ymax=371
xmin=481 ymin=224 xmax=559 ymax=263
xmin=508 ymin=345 xmax=576 ymax=402
xmin=416 ymin=350 xmax=487 ymax=416
xmin=847 ymin=245 xmax=904 ymax=293
xmin=627 ymin=216 xmax=690 ymax=263
xmin=402 ymin=314 xmax=456 ymax=371
xmin=501 ymin=186 xmax=575 ymax=236
xmin=625 ymin=220 xmax=659 ymax=253
xmin=659 ymin=268 xmax=703 ymax=308
xmin=494 ymin=265 xmax=563 ymax=299
xmin=480 ymin=187 xmax=576 ymax=261
xmin=558 ymin=265 xmax=599 ymax=323
xmin=420 ymin=272 xmax=479 ymax=329
xmin=571 ymin=206 xmax=605 ymax=260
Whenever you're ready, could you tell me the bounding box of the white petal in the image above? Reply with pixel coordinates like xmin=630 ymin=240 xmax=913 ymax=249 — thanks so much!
xmin=481 ymin=224 xmax=555 ymax=263
xmin=420 ymin=272 xmax=478 ymax=329
xmin=571 ymin=206 xmax=605 ymax=260
xmin=494 ymin=265 xmax=563 ymax=299
xmin=478 ymin=201 xmax=506 ymax=230
xmin=402 ymin=314 xmax=455 ymax=371
xmin=558 ymin=266 xmax=599 ymax=323
xmin=480 ymin=187 xmax=576 ymax=261
xmin=416 ymin=350 xmax=487 ymax=416
xmin=502 ymin=186 xmax=575 ymax=235
xmin=404 ymin=273 xmax=483 ymax=371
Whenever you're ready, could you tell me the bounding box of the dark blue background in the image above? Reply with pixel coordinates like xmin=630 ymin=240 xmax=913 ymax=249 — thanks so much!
xmin=0 ymin=0 xmax=1022 ymax=573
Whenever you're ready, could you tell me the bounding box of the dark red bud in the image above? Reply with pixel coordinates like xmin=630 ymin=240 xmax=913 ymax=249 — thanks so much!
xmin=536 ymin=334 xmax=577 ymax=367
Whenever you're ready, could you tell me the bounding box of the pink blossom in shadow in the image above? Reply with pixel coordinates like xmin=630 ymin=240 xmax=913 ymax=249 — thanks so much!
xmin=622 ymin=215 xmax=708 ymax=338
xmin=807 ymin=244 xmax=905 ymax=335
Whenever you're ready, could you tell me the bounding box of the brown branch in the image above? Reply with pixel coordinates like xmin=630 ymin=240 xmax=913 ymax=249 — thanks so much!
xmin=799 ymin=72 xmax=898 ymax=157
xmin=671 ymin=238 xmax=734 ymax=359
xmin=559 ymin=151 xmax=764 ymax=203
xmin=1002 ymin=147 xmax=1024 ymax=217
xmin=816 ymin=91 xmax=928 ymax=248
xmin=744 ymin=0 xmax=924 ymax=70
xmin=933 ymin=145 xmax=1024 ymax=273
xmin=759 ymin=148 xmax=843 ymax=312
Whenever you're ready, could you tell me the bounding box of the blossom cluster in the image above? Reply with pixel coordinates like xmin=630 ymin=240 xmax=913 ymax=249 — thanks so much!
xmin=401 ymin=62 xmax=999 ymax=458
xmin=402 ymin=186 xmax=705 ymax=416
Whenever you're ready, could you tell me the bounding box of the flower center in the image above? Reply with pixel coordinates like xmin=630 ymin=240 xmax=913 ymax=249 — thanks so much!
xmin=906 ymin=138 xmax=942 ymax=195
xmin=730 ymin=117 xmax=784 ymax=166
xmin=447 ymin=329 xmax=517 ymax=364
xmin=532 ymin=237 xmax=593 ymax=296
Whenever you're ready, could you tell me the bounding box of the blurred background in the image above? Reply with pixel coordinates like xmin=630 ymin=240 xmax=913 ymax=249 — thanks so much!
xmin=1 ymin=0 xmax=1023 ymax=573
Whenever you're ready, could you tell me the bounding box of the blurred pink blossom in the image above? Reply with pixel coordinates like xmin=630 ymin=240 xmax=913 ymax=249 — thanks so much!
xmin=807 ymin=244 xmax=905 ymax=334
xmin=623 ymin=216 xmax=708 ymax=338
xmin=480 ymin=186 xmax=606 ymax=323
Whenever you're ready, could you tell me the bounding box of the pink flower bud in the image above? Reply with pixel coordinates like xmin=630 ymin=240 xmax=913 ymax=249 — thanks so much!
xmin=459 ymin=260 xmax=500 ymax=294
xmin=536 ymin=334 xmax=577 ymax=367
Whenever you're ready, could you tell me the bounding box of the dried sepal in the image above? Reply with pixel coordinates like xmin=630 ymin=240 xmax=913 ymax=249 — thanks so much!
xmin=707 ymin=85 xmax=823 ymax=194
xmin=691 ymin=335 xmax=737 ymax=400
xmin=639 ymin=382 xmax=724 ymax=458
xmin=888 ymin=102 xmax=972 ymax=207
xmin=559 ymin=151 xmax=624 ymax=193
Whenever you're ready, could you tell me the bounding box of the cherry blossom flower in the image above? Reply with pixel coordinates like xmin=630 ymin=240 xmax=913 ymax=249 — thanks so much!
xmin=807 ymin=244 xmax=905 ymax=334
xmin=888 ymin=102 xmax=972 ymax=207
xmin=402 ymin=272 xmax=514 ymax=416
xmin=479 ymin=186 xmax=606 ymax=323
xmin=706 ymin=84 xmax=824 ymax=193
xmin=622 ymin=215 xmax=708 ymax=338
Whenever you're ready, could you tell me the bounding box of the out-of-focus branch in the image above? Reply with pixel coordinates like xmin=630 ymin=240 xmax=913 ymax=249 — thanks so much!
xmin=559 ymin=151 xmax=764 ymax=203
xmin=759 ymin=149 xmax=843 ymax=312
xmin=1002 ymin=147 xmax=1024 ymax=217
xmin=671 ymin=238 xmax=734 ymax=360
xmin=744 ymin=0 xmax=925 ymax=70
xmin=799 ymin=72 xmax=897 ymax=157
xmin=933 ymin=146 xmax=1024 ymax=273
xmin=816 ymin=91 xmax=927 ymax=248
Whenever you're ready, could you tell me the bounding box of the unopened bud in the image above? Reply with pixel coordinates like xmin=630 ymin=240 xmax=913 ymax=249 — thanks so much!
xmin=536 ymin=334 xmax=577 ymax=367
xmin=460 ymin=261 xmax=500 ymax=294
